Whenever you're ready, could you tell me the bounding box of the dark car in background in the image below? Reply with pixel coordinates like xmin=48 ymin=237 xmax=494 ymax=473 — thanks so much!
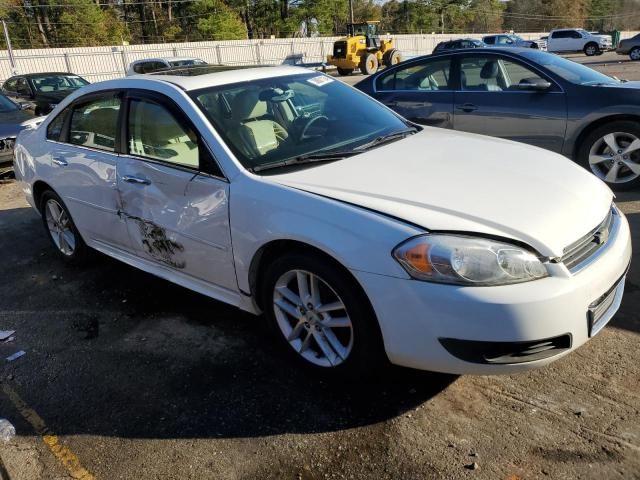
xmin=0 ymin=93 xmax=43 ymax=176
xmin=355 ymin=48 xmax=640 ymax=190
xmin=483 ymin=34 xmax=539 ymax=49
xmin=616 ymin=33 xmax=640 ymax=61
xmin=433 ymin=38 xmax=485 ymax=53
xmin=2 ymin=72 xmax=89 ymax=115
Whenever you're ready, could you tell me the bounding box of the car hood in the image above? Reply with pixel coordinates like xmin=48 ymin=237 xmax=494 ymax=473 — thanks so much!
xmin=269 ymin=129 xmax=613 ymax=257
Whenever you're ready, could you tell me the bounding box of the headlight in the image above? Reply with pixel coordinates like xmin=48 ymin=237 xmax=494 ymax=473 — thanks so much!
xmin=392 ymin=234 xmax=548 ymax=286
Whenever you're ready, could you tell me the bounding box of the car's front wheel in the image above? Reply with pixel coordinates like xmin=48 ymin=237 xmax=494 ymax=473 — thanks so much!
xmin=40 ymin=190 xmax=89 ymax=263
xmin=577 ymin=121 xmax=640 ymax=190
xmin=260 ymin=252 xmax=385 ymax=377
xmin=584 ymin=42 xmax=599 ymax=56
xmin=337 ymin=67 xmax=353 ymax=76
xmin=630 ymin=47 xmax=640 ymax=61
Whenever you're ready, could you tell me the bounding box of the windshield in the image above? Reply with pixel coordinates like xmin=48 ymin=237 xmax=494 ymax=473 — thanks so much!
xmin=169 ymin=59 xmax=206 ymax=67
xmin=521 ymin=50 xmax=619 ymax=85
xmin=31 ymin=75 xmax=88 ymax=93
xmin=191 ymin=73 xmax=411 ymax=171
xmin=0 ymin=94 xmax=19 ymax=112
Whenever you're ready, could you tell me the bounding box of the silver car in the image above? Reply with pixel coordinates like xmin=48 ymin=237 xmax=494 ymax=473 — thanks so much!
xmin=616 ymin=33 xmax=640 ymax=61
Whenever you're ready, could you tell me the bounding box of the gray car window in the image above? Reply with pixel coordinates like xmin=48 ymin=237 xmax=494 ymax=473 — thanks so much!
xmin=383 ymin=58 xmax=452 ymax=91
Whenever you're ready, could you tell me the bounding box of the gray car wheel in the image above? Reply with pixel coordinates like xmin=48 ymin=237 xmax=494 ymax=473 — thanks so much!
xmin=584 ymin=43 xmax=599 ymax=56
xmin=40 ymin=190 xmax=89 ymax=263
xmin=630 ymin=47 xmax=640 ymax=61
xmin=578 ymin=121 xmax=640 ymax=191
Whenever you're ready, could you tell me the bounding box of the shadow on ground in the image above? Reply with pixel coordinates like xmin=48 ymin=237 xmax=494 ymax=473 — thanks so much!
xmin=0 ymin=205 xmax=456 ymax=440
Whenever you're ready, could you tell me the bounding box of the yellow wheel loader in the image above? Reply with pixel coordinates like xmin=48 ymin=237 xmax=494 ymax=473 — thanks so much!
xmin=327 ymin=21 xmax=402 ymax=76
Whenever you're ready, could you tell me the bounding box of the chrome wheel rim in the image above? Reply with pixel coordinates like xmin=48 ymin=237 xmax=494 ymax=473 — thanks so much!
xmin=589 ymin=132 xmax=640 ymax=184
xmin=631 ymin=49 xmax=640 ymax=60
xmin=586 ymin=45 xmax=596 ymax=55
xmin=45 ymin=199 xmax=76 ymax=256
xmin=273 ymin=269 xmax=353 ymax=367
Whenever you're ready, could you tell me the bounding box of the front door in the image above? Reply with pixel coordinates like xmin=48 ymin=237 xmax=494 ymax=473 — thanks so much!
xmin=373 ymin=57 xmax=454 ymax=128
xmin=116 ymin=92 xmax=236 ymax=290
xmin=453 ymin=54 xmax=567 ymax=153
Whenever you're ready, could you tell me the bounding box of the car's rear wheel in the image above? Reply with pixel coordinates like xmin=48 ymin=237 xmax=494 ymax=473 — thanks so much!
xmin=630 ymin=47 xmax=640 ymax=61
xmin=40 ymin=190 xmax=89 ymax=263
xmin=577 ymin=121 xmax=640 ymax=190
xmin=584 ymin=42 xmax=599 ymax=56
xmin=260 ymin=252 xmax=385 ymax=378
xmin=336 ymin=67 xmax=353 ymax=76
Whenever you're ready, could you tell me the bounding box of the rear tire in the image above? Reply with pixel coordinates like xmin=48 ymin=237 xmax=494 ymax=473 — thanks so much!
xmin=260 ymin=251 xmax=386 ymax=379
xmin=577 ymin=120 xmax=640 ymax=191
xmin=360 ymin=53 xmax=379 ymax=75
xmin=584 ymin=42 xmax=599 ymax=56
xmin=336 ymin=67 xmax=353 ymax=76
xmin=40 ymin=190 xmax=89 ymax=264
xmin=630 ymin=47 xmax=640 ymax=61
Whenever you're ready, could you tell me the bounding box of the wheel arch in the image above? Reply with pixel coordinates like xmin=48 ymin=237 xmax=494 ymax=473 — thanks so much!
xmin=572 ymin=114 xmax=640 ymax=159
xmin=32 ymin=179 xmax=55 ymax=213
xmin=249 ymin=239 xmax=374 ymax=314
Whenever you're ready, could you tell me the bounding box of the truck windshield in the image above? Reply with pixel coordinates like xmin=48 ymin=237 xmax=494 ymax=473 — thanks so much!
xmin=521 ymin=50 xmax=619 ymax=85
xmin=191 ymin=73 xmax=412 ymax=171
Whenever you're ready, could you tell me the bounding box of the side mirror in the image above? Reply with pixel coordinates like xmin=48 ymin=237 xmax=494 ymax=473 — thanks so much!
xmin=517 ymin=78 xmax=552 ymax=91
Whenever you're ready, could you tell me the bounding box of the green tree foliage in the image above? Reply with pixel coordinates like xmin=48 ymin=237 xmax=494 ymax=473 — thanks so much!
xmin=0 ymin=0 xmax=638 ymax=48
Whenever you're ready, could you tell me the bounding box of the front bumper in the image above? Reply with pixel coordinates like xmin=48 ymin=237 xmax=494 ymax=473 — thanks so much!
xmin=352 ymin=209 xmax=631 ymax=375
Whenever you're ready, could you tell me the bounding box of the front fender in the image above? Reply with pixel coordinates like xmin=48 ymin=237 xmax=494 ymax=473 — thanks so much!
xmin=230 ymin=175 xmax=421 ymax=293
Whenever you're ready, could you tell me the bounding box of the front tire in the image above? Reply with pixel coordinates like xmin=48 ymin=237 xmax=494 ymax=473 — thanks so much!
xmin=577 ymin=120 xmax=640 ymax=191
xmin=40 ymin=190 xmax=89 ymax=264
xmin=260 ymin=252 xmax=385 ymax=378
xmin=360 ymin=53 xmax=379 ymax=75
xmin=584 ymin=42 xmax=599 ymax=56
xmin=336 ymin=67 xmax=353 ymax=76
xmin=630 ymin=47 xmax=640 ymax=61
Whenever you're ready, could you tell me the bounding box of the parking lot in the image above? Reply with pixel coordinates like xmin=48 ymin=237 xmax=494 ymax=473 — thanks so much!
xmin=1 ymin=52 xmax=640 ymax=480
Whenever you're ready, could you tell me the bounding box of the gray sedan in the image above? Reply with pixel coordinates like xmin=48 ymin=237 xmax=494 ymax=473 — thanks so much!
xmin=355 ymin=48 xmax=640 ymax=190
xmin=616 ymin=33 xmax=640 ymax=61
xmin=0 ymin=93 xmax=41 ymax=176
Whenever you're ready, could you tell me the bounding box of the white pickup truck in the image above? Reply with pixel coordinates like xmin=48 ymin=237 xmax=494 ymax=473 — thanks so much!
xmin=547 ymin=28 xmax=612 ymax=56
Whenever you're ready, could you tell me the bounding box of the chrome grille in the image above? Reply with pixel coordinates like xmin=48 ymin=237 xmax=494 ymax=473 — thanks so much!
xmin=561 ymin=207 xmax=615 ymax=272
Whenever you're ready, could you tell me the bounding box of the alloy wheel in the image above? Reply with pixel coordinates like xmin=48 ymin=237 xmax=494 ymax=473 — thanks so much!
xmin=631 ymin=48 xmax=640 ymax=61
xmin=588 ymin=132 xmax=640 ymax=184
xmin=44 ymin=199 xmax=76 ymax=256
xmin=585 ymin=45 xmax=597 ymax=55
xmin=272 ymin=269 xmax=354 ymax=367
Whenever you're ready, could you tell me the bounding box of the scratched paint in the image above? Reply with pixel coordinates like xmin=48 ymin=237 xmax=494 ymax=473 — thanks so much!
xmin=135 ymin=218 xmax=186 ymax=269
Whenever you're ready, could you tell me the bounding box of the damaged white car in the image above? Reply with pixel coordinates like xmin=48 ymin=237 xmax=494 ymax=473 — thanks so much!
xmin=13 ymin=66 xmax=631 ymax=376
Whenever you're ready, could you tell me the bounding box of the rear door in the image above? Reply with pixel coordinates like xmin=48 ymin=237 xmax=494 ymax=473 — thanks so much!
xmin=371 ymin=56 xmax=454 ymax=128
xmin=453 ymin=53 xmax=567 ymax=152
xmin=45 ymin=91 xmax=131 ymax=250
xmin=116 ymin=90 xmax=236 ymax=290
xmin=549 ymin=30 xmax=570 ymax=52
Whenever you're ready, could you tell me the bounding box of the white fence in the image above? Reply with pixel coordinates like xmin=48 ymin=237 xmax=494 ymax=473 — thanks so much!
xmin=1 ymin=31 xmax=639 ymax=83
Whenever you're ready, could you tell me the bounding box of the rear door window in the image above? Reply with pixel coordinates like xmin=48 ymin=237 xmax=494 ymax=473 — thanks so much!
xmin=378 ymin=58 xmax=452 ymax=91
xmin=69 ymin=95 xmax=121 ymax=152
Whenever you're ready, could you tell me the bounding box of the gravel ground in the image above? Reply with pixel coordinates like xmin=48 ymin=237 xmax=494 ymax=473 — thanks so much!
xmin=1 ymin=52 xmax=640 ymax=480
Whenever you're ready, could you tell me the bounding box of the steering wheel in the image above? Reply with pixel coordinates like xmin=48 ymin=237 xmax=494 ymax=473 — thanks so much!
xmin=298 ymin=114 xmax=329 ymax=141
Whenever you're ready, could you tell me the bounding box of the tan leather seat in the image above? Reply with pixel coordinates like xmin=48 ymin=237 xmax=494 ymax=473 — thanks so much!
xmin=228 ymin=90 xmax=287 ymax=160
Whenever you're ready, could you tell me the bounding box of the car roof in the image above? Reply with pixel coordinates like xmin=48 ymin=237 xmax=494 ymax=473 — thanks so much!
xmin=425 ymin=46 xmax=537 ymax=59
xmin=132 ymin=57 xmax=203 ymax=63
xmin=133 ymin=65 xmax=314 ymax=91
xmin=7 ymin=72 xmax=81 ymax=79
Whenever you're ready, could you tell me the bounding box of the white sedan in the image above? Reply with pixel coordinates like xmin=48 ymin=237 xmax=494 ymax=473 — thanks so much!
xmin=13 ymin=66 xmax=631 ymax=376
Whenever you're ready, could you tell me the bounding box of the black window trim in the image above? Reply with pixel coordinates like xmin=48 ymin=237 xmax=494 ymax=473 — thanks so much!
xmin=120 ymin=89 xmax=226 ymax=180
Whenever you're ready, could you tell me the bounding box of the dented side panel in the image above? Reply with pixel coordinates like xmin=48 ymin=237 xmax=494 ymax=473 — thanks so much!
xmin=116 ymin=157 xmax=237 ymax=291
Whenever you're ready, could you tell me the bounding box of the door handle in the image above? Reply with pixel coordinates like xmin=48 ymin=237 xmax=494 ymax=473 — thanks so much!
xmin=122 ymin=175 xmax=151 ymax=185
xmin=52 ymin=157 xmax=68 ymax=166
xmin=455 ymin=103 xmax=478 ymax=112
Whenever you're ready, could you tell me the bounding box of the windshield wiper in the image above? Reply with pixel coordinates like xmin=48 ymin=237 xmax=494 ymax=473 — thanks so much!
xmin=251 ymin=150 xmax=358 ymax=173
xmin=353 ymin=128 xmax=418 ymax=152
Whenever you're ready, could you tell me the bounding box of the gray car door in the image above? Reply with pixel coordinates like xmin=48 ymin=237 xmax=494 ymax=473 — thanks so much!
xmin=453 ymin=53 xmax=567 ymax=153
xmin=372 ymin=57 xmax=454 ymax=128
